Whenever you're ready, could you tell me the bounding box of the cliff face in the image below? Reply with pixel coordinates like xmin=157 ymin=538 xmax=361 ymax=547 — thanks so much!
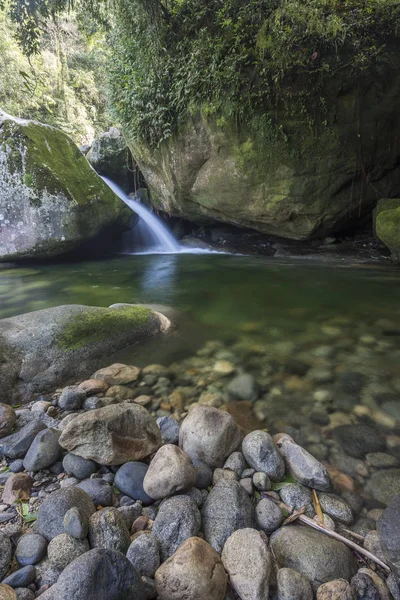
xmin=129 ymin=56 xmax=400 ymax=240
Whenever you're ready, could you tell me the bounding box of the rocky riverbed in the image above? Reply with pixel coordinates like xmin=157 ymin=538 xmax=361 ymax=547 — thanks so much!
xmin=1 ymin=311 xmax=400 ymax=600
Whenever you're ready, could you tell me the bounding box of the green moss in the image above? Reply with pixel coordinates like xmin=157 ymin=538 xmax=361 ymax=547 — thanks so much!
xmin=375 ymin=199 xmax=400 ymax=261
xmin=56 ymin=306 xmax=153 ymax=351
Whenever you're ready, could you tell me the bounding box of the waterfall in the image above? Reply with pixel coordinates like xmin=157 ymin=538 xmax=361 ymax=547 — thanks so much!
xmin=101 ymin=176 xmax=181 ymax=254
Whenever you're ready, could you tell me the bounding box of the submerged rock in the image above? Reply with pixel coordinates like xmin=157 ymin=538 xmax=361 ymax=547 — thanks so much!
xmin=0 ymin=111 xmax=130 ymax=262
xmin=59 ymin=403 xmax=162 ymax=465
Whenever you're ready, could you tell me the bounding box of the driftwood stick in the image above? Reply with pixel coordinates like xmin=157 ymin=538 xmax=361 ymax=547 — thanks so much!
xmin=297 ymin=514 xmax=391 ymax=574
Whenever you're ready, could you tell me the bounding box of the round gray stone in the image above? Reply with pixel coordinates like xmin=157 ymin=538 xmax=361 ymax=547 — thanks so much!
xmin=48 ymin=533 xmax=89 ymax=570
xmin=88 ymin=507 xmax=131 ymax=554
xmin=126 ymin=534 xmax=160 ymax=578
xmin=15 ymin=534 xmax=48 ymax=566
xmin=37 ymin=487 xmax=96 ymax=540
xmin=242 ymin=430 xmax=285 ymax=481
xmin=153 ymin=496 xmax=201 ymax=561
xmin=62 ymin=454 xmax=97 ymax=480
xmin=77 ymin=479 xmax=113 ymax=507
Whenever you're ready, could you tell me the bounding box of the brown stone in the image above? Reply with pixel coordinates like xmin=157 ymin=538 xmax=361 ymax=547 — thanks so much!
xmin=0 ymin=584 xmax=17 ymax=600
xmin=133 ymin=395 xmax=152 ymax=406
xmin=222 ymin=401 xmax=267 ymax=434
xmin=317 ymin=579 xmax=356 ymax=600
xmin=59 ymin=404 xmax=161 ymax=465
xmin=143 ymin=444 xmax=196 ymax=499
xmin=107 ymin=386 xmax=134 ymax=400
xmin=168 ymin=391 xmax=185 ymax=411
xmin=155 ymin=537 xmax=227 ymax=600
xmin=131 ymin=515 xmax=150 ymax=534
xmin=91 ymin=363 xmax=140 ymax=386
xmin=77 ymin=379 xmax=109 ymax=395
xmin=0 ymin=404 xmax=16 ymax=439
xmin=2 ymin=473 xmax=32 ymax=505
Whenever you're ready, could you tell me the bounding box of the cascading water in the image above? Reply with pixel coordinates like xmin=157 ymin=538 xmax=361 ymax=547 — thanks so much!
xmin=101 ymin=176 xmax=181 ymax=254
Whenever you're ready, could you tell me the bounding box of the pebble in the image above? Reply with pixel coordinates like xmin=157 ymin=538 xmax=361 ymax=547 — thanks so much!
xmin=156 ymin=417 xmax=180 ymax=445
xmin=153 ymin=496 xmax=201 ymax=561
xmin=239 ymin=477 xmax=253 ymax=495
xmin=255 ymin=497 xmax=284 ymax=533
xmin=143 ymin=444 xmax=196 ymax=499
xmin=126 ymin=534 xmax=160 ymax=577
xmin=0 ymin=585 xmax=17 ymax=600
xmin=316 ymin=579 xmax=356 ymax=599
xmin=14 ymin=589 xmax=35 ymax=600
xmin=0 ymin=403 xmax=16 ymax=438
xmin=253 ymin=472 xmax=271 ymax=491
xmin=78 ymin=379 xmax=109 ymax=395
xmin=223 ymin=452 xmax=247 ymax=478
xmin=227 ymin=373 xmax=257 ymax=402
xmin=63 ymin=507 xmax=89 ymax=540
xmin=76 ymin=478 xmax=114 ymax=506
xmin=15 ymin=534 xmax=48 ymax=566
xmin=37 ymin=487 xmax=96 ymax=540
xmin=242 ymin=430 xmax=285 ymax=481
xmin=114 ymin=462 xmax=154 ymax=505
xmin=155 ymin=537 xmax=227 ymax=600
xmin=366 ymin=469 xmax=400 ymax=505
xmin=2 ymin=566 xmax=36 ymax=588
xmin=221 ymin=528 xmax=272 ymax=600
xmin=0 ymin=420 xmax=46 ymax=459
xmin=277 ymin=568 xmax=313 ymax=600
xmin=62 ymin=453 xmax=98 ymax=479
xmin=318 ymin=493 xmax=353 ymax=525
xmin=2 ymin=473 xmax=32 ymax=505
xmin=58 ymin=386 xmax=86 ymax=410
xmin=202 ymin=480 xmax=254 ymax=554
xmin=88 ymin=507 xmax=131 ymax=553
xmin=47 ymin=533 xmax=89 ymax=570
xmin=213 ymin=468 xmax=238 ymax=485
xmin=9 ymin=460 xmax=24 ymax=473
xmin=333 ymin=424 xmax=385 ymax=458
xmin=351 ymin=567 xmax=391 ymax=600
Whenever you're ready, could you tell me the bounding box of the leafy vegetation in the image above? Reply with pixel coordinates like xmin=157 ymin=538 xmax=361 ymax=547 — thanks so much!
xmin=0 ymin=0 xmax=111 ymax=143
xmin=4 ymin=0 xmax=400 ymax=146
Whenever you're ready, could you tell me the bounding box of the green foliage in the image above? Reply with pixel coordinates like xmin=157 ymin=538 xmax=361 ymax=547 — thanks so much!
xmin=109 ymin=0 xmax=400 ymax=146
xmin=0 ymin=2 xmax=111 ymax=143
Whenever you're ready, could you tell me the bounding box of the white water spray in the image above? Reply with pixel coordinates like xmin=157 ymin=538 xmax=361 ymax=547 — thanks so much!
xmin=101 ymin=176 xmax=181 ymax=254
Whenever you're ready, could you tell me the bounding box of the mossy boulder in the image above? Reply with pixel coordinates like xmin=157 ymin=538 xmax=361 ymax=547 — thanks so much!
xmin=0 ymin=304 xmax=171 ymax=404
xmin=374 ymin=198 xmax=400 ymax=262
xmin=0 ymin=111 xmax=131 ymax=261
xmin=129 ymin=57 xmax=400 ymax=240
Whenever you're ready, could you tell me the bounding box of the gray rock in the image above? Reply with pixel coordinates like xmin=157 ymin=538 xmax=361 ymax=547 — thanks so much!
xmin=117 ymin=503 xmax=143 ymax=530
xmin=49 ymin=548 xmax=146 ymax=600
xmin=2 ymin=565 xmax=36 ymax=587
xmin=223 ymin=452 xmax=247 ymax=478
xmin=239 ymin=477 xmax=253 ymax=495
xmin=47 ymin=533 xmax=89 ymax=570
xmin=221 ymin=528 xmax=272 ymax=600
xmin=255 ymin=497 xmax=284 ymax=533
xmin=386 ymin=573 xmax=400 ymax=600
xmin=87 ymin=127 xmax=134 ymax=193
xmin=15 ymin=534 xmax=48 ymax=566
xmin=143 ymin=444 xmax=196 ymax=500
xmin=58 ymin=386 xmax=86 ymax=411
xmin=9 ymin=459 xmax=24 ymax=473
xmin=34 ymin=557 xmax=62 ymax=588
xmin=156 ymin=417 xmax=180 ymax=445
xmin=114 ymin=462 xmax=153 ymax=505
xmin=270 ymin=525 xmax=357 ymax=590
xmin=179 ymin=405 xmax=241 ymax=468
xmin=277 ymin=568 xmax=313 ymax=600
xmin=351 ymin=567 xmax=391 ymax=600
xmin=318 ymin=493 xmax=353 ymax=525
xmin=0 ymin=403 xmax=16 ymax=438
xmin=88 ymin=507 xmax=131 ymax=553
xmin=274 ymin=433 xmax=331 ymax=491
xmin=0 ymin=531 xmax=12 ymax=579
xmin=364 ymin=531 xmax=386 ymax=564
xmin=227 ymin=374 xmax=258 ymax=402
xmin=192 ymin=459 xmax=213 ymax=489
xmin=77 ymin=478 xmax=113 ymax=507
xmin=126 ymin=534 xmax=160 ymax=577
xmin=142 ymin=576 xmax=157 ymax=600
xmin=242 ymin=430 xmax=285 ymax=481
xmin=62 ymin=454 xmax=97 ymax=480
xmin=329 ymin=447 xmax=369 ymax=478
xmin=59 ymin=404 xmax=162 ymax=466
xmin=63 ymin=507 xmax=88 ymax=540
xmin=333 ymin=424 xmax=385 ymax=458
xmin=202 ymin=480 xmax=254 ymax=554
xmin=213 ymin=468 xmax=239 ymax=486
xmin=316 ymin=579 xmax=356 ymax=600
xmin=366 ymin=452 xmax=398 ymax=468
xmin=0 ymin=420 xmax=46 ymax=459
xmin=337 ymin=371 xmax=366 ymax=394
xmin=242 ymin=468 xmax=255 ymax=478
xmin=153 ymin=496 xmax=201 ymax=561
xmin=183 ymin=487 xmax=207 ymax=507
xmin=377 ymin=494 xmax=400 ymax=574
xmin=14 ymin=589 xmax=35 ymax=600
xmin=279 ymin=483 xmax=313 ymax=511
xmin=366 ymin=469 xmax=400 ymax=506
xmin=253 ymin=472 xmax=271 ymax=491
xmin=37 ymin=487 xmax=96 ymax=540
xmin=23 ymin=428 xmax=61 ymax=471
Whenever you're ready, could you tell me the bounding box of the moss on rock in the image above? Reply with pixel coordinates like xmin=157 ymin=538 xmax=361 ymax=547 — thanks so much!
xmin=375 ymin=198 xmax=400 ymax=262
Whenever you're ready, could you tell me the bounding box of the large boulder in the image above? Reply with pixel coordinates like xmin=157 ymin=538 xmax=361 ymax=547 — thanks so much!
xmin=59 ymin=404 xmax=162 ymax=465
xmin=0 ymin=303 xmax=170 ymax=404
xmin=375 ymin=198 xmax=400 ymax=262
xmin=86 ymin=127 xmax=140 ymax=193
xmin=131 ymin=64 xmax=400 ymax=241
xmin=0 ymin=111 xmax=130 ymax=261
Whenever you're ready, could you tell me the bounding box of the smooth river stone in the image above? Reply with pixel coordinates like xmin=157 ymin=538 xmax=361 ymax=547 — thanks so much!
xmin=143 ymin=444 xmax=196 ymax=499
xmin=242 ymin=430 xmax=285 ymax=481
xmin=0 ymin=403 xmax=16 ymax=438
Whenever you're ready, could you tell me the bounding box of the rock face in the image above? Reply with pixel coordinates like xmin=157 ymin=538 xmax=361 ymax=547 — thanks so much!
xmin=202 ymin=480 xmax=254 ymax=553
xmin=59 ymin=404 xmax=161 ymax=465
xmin=130 ymin=68 xmax=400 ymax=241
xmin=221 ymin=529 xmax=272 ymax=600
xmin=375 ymin=198 xmax=400 ymax=262
xmin=0 ymin=111 xmax=130 ymax=262
xmin=86 ymin=127 xmax=137 ymax=193
xmin=155 ymin=537 xmax=227 ymax=600
xmin=143 ymin=444 xmax=197 ymax=499
xmin=270 ymin=525 xmax=357 ymax=591
xmin=0 ymin=303 xmax=169 ymax=405
xmin=48 ymin=548 xmax=146 ymax=600
xmin=179 ymin=405 xmax=241 ymax=468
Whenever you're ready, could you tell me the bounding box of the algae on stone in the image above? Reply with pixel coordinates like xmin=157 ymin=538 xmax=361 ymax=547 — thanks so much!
xmin=375 ymin=198 xmax=400 ymax=262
